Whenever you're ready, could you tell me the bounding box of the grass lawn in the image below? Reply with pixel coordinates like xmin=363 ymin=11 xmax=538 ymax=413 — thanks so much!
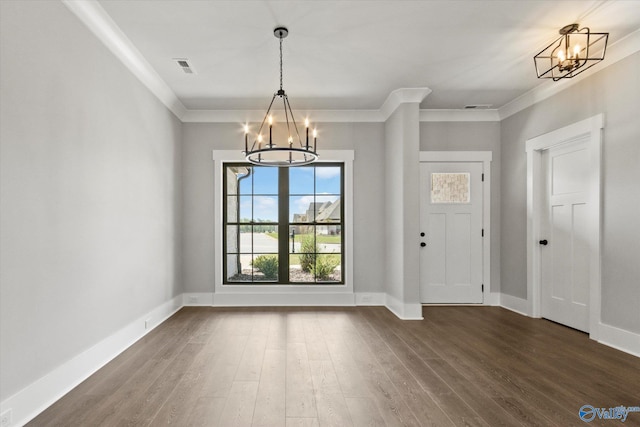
xmin=266 ymin=232 xmax=341 ymax=244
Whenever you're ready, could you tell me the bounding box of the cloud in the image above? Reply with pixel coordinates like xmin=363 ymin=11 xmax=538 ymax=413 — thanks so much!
xmin=240 ymin=196 xmax=278 ymax=221
xmin=255 ymin=197 xmax=277 ymax=209
xmin=315 ymin=167 xmax=341 ymax=179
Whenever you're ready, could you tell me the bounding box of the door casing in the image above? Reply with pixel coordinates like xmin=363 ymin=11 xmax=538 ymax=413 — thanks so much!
xmin=525 ymin=114 xmax=603 ymax=340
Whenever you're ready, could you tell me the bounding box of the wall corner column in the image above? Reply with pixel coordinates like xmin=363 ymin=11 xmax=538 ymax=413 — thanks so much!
xmin=382 ymin=88 xmax=430 ymax=319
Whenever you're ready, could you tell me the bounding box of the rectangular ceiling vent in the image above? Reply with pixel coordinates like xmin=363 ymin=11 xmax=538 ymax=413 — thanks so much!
xmin=464 ymin=104 xmax=493 ymax=109
xmin=174 ymin=58 xmax=195 ymax=74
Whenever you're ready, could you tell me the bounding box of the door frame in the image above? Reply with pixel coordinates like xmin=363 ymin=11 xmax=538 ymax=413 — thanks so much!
xmin=419 ymin=151 xmax=492 ymax=303
xmin=525 ymin=114 xmax=603 ymax=339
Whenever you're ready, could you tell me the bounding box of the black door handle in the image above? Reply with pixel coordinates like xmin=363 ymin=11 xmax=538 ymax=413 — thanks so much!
xmin=420 ymin=242 xmax=426 ymax=247
xmin=539 ymin=239 xmax=548 ymax=245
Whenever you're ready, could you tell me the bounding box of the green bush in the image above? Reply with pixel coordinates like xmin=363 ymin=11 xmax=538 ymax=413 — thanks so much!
xmin=252 ymin=255 xmax=278 ymax=280
xmin=299 ymin=236 xmax=317 ymax=272
xmin=312 ymin=256 xmax=340 ymax=281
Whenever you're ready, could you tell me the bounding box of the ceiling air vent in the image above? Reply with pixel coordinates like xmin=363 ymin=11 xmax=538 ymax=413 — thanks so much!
xmin=464 ymin=104 xmax=493 ymax=109
xmin=174 ymin=58 xmax=195 ymax=74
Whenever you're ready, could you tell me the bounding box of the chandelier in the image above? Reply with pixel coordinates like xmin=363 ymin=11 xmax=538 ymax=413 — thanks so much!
xmin=243 ymin=27 xmax=318 ymax=167
xmin=534 ymin=23 xmax=608 ymax=81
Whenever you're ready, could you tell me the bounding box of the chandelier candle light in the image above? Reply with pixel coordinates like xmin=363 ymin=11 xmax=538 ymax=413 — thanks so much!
xmin=243 ymin=27 xmax=318 ymax=166
xmin=534 ymin=23 xmax=608 ymax=81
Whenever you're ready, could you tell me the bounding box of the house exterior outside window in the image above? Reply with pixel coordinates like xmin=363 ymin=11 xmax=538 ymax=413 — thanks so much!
xmin=223 ymin=163 xmax=344 ymax=284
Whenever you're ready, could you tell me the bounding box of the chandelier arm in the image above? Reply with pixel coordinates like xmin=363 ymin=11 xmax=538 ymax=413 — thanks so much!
xmin=549 ymin=40 xmax=562 ymax=73
xmin=251 ymin=94 xmax=277 ymax=151
xmin=284 ymin=95 xmax=304 ymax=147
xmin=282 ymin=95 xmax=292 ymax=143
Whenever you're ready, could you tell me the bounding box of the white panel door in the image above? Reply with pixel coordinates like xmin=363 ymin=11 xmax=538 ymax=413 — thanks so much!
xmin=419 ymin=162 xmax=483 ymax=303
xmin=540 ymin=138 xmax=590 ymax=332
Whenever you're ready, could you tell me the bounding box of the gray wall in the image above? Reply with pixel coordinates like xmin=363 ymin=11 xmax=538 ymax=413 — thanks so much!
xmin=181 ymin=122 xmax=386 ymax=295
xmin=500 ymin=52 xmax=640 ymax=333
xmin=0 ymin=1 xmax=183 ymax=401
xmin=420 ymin=121 xmax=501 ymax=293
xmin=2 ymin=0 xmax=638 ymax=409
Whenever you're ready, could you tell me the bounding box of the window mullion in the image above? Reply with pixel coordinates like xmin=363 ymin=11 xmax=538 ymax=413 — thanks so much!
xmin=278 ymin=167 xmax=289 ymax=282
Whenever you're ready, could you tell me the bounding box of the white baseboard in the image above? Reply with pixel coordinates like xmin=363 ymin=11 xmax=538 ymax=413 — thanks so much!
xmin=385 ymin=294 xmax=424 ymax=320
xmin=212 ymin=292 xmax=356 ymax=306
xmin=183 ymin=292 xmax=214 ymax=306
xmin=0 ymin=295 xmax=182 ymax=427
xmin=500 ymin=293 xmax=529 ymax=316
xmin=484 ymin=292 xmax=501 ymax=306
xmin=597 ymin=322 xmax=640 ymax=358
xmin=355 ymin=292 xmax=386 ymax=306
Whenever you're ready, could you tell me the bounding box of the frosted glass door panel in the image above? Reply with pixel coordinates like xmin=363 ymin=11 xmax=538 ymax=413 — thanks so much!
xmin=431 ymin=173 xmax=470 ymax=204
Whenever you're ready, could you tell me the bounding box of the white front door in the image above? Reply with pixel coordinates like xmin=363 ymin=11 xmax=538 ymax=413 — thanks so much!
xmin=419 ymin=162 xmax=483 ymax=303
xmin=540 ymin=139 xmax=590 ymax=332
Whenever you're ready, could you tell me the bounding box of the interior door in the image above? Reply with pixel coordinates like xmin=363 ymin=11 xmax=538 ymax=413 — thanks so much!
xmin=540 ymin=138 xmax=590 ymax=332
xmin=419 ymin=162 xmax=483 ymax=303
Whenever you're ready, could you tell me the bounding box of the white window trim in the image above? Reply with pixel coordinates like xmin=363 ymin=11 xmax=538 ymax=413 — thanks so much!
xmin=211 ymin=150 xmax=355 ymax=306
xmin=419 ymin=151 xmax=493 ymax=304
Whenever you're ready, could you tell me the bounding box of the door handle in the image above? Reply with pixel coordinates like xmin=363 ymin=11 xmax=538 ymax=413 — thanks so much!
xmin=539 ymin=239 xmax=548 ymax=245
xmin=420 ymin=242 xmax=426 ymax=247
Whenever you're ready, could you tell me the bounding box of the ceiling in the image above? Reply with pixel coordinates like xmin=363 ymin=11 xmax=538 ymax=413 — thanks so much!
xmin=95 ymin=0 xmax=640 ymax=112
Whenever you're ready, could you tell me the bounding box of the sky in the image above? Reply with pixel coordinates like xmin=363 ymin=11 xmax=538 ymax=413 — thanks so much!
xmin=238 ymin=166 xmax=341 ymax=222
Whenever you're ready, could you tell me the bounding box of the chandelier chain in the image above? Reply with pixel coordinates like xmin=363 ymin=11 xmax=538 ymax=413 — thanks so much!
xmin=279 ymin=35 xmax=283 ymax=91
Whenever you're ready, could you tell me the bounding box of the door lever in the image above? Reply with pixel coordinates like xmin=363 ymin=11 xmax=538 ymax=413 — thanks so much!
xmin=539 ymin=239 xmax=548 ymax=245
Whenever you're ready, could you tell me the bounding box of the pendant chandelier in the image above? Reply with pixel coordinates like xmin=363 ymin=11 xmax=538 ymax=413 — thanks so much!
xmin=534 ymin=23 xmax=608 ymax=81
xmin=243 ymin=27 xmax=318 ymax=167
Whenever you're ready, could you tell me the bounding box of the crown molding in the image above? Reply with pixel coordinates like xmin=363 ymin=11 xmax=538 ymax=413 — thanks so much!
xmin=420 ymin=109 xmax=500 ymax=122
xmin=498 ymin=28 xmax=640 ymax=121
xmin=183 ymin=106 xmax=501 ymax=123
xmin=181 ymin=109 xmax=385 ymax=123
xmin=182 ymin=88 xmax=433 ymax=123
xmin=61 ymin=0 xmax=187 ymax=119
xmin=62 ymin=0 xmax=638 ymax=125
xmin=380 ymin=87 xmax=432 ymax=120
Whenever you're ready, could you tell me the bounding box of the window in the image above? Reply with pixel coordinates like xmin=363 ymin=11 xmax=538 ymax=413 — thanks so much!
xmin=430 ymin=172 xmax=470 ymax=204
xmin=224 ymin=163 xmax=344 ymax=284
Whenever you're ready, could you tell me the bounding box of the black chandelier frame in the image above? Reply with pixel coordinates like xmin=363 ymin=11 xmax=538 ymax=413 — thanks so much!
xmin=243 ymin=27 xmax=318 ymax=167
xmin=534 ymin=23 xmax=608 ymax=81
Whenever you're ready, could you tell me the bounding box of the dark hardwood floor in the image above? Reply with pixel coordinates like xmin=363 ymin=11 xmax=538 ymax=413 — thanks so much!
xmin=28 ymin=306 xmax=640 ymax=426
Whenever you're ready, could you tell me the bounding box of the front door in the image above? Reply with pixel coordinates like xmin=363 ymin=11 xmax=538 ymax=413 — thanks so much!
xmin=419 ymin=162 xmax=483 ymax=303
xmin=540 ymin=138 xmax=590 ymax=332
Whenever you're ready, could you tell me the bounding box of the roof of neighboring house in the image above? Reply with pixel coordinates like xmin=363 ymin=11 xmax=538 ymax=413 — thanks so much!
xmin=316 ymin=200 xmax=341 ymax=222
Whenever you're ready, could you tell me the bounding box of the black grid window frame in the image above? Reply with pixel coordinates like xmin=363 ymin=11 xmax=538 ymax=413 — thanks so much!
xmin=223 ymin=162 xmax=344 ymax=285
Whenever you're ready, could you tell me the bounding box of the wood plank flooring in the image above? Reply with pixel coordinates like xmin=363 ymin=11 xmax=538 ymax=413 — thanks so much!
xmin=28 ymin=306 xmax=640 ymax=426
